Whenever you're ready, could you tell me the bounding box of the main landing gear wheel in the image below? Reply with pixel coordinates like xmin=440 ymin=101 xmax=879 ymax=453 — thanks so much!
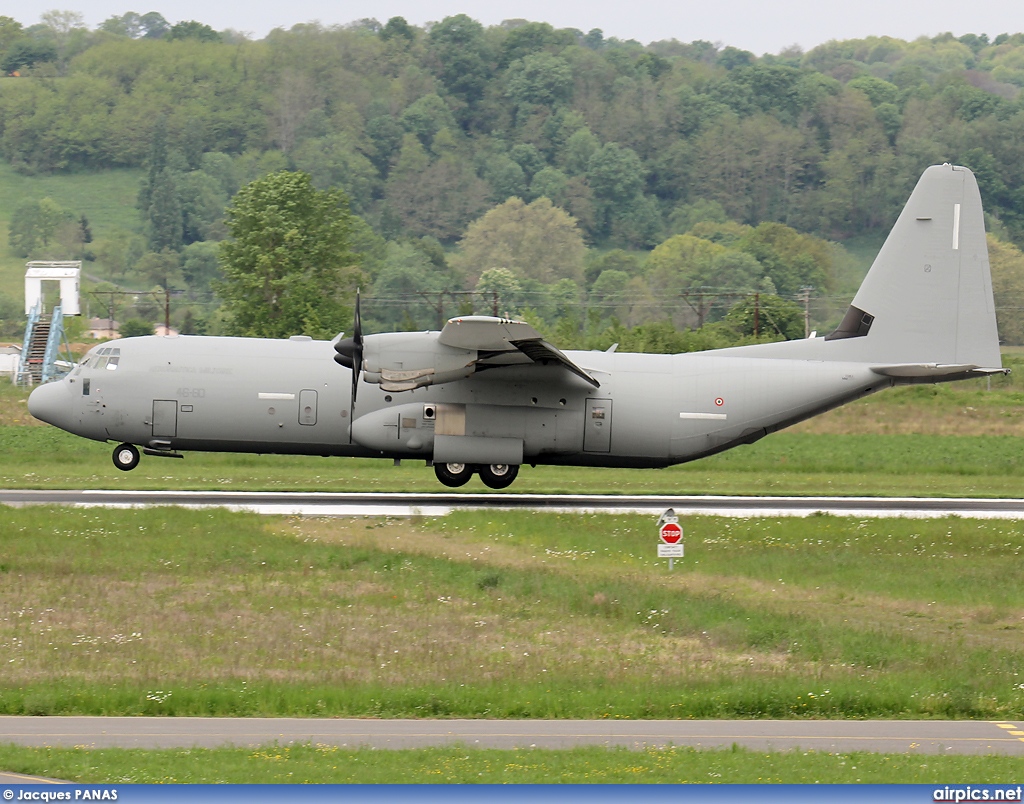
xmin=112 ymin=443 xmax=140 ymax=471
xmin=478 ymin=464 xmax=519 ymax=490
xmin=434 ymin=462 xmax=473 ymax=488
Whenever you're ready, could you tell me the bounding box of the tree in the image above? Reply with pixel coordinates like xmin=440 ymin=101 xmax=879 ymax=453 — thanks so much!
xmin=384 ymin=141 xmax=489 ymax=241
xmin=586 ymin=143 xmax=647 ymax=237
xmin=93 ymin=231 xmax=144 ymax=280
xmin=724 ymin=294 xmax=804 ymax=339
xmin=0 ymin=15 xmax=23 ymax=52
xmin=292 ymin=134 xmax=380 ymax=214
xmin=99 ymin=12 xmax=145 ymax=37
xmin=453 ymin=197 xmax=586 ymax=284
xmin=119 ymin=318 xmax=154 ymax=338
xmin=482 ymin=155 xmax=527 ymax=202
xmin=144 ymin=168 xmax=184 ymax=252
xmin=989 ymin=234 xmax=1024 ymax=345
xmin=737 ymin=222 xmax=835 ymax=295
xmin=218 ymin=171 xmax=360 ymax=339
xmin=529 ymin=166 xmax=569 ymax=205
xmin=475 ymin=268 xmax=522 ymax=316
xmin=177 ymin=169 xmax=229 ymax=243
xmin=168 ymin=21 xmax=221 ymax=42
xmin=181 ymin=241 xmax=222 ymax=295
xmin=139 ymin=12 xmax=170 ymax=38
xmin=400 ymin=94 xmax=457 ymax=148
xmin=426 ymin=15 xmax=493 ymax=113
xmin=1 ymin=38 xmax=57 ymax=73
xmin=370 ymin=242 xmax=450 ymax=330
xmin=136 ymin=249 xmax=182 ymax=290
xmin=8 ymin=197 xmax=73 ymax=257
xmin=380 ymin=17 xmax=415 ymax=42
xmin=506 ymin=53 xmax=574 ymax=110
xmin=646 ymin=234 xmax=728 ymax=294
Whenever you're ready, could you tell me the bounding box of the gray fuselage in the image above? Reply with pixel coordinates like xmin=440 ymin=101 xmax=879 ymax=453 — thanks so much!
xmin=30 ymin=333 xmax=889 ymax=470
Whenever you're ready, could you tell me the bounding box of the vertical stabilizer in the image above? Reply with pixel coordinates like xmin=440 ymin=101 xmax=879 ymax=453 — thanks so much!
xmin=825 ymin=164 xmax=1001 ymax=367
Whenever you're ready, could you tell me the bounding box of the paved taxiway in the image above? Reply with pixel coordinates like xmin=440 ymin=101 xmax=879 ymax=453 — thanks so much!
xmin=2 ymin=717 xmax=1024 ymax=754
xmin=3 ymin=490 xmax=1024 ymax=518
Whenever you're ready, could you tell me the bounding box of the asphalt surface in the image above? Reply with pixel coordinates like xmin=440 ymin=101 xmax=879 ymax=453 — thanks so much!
xmin=2 ymin=717 xmax=1024 ymax=755
xmin=0 ymin=769 xmax=64 ymax=785
xmin=3 ymin=490 xmax=1024 ymax=518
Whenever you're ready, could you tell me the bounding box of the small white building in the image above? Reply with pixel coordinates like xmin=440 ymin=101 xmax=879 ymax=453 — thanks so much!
xmin=0 ymin=345 xmax=21 ymax=379
xmin=25 ymin=261 xmax=81 ymax=315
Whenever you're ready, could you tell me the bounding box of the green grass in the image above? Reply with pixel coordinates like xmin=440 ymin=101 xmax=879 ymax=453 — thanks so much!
xmin=4 ymin=423 xmax=1024 ymax=496
xmin=1 ymin=506 xmax=1023 ymax=719
xmin=0 ymin=743 xmax=1021 ymax=783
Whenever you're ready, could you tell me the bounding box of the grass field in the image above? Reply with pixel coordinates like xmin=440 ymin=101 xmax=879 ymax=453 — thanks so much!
xmin=2 ymin=423 xmax=1024 ymax=496
xmin=2 ymin=506 xmax=1023 ymax=720
xmin=1 ymin=743 xmax=1021 ymax=784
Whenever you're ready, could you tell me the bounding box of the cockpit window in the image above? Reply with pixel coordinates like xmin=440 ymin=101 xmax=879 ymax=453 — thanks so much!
xmin=81 ymin=347 xmax=121 ymax=371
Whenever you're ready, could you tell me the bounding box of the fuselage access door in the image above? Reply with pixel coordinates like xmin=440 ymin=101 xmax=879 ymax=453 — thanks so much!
xmin=583 ymin=398 xmax=612 ymax=452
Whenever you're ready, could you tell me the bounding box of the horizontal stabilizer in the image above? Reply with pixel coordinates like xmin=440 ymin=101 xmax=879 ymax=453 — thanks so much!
xmin=871 ymin=363 xmax=1008 ymax=382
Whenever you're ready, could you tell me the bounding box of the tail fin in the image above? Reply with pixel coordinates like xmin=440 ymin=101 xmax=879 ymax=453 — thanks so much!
xmin=825 ymin=163 xmax=1001 ymax=368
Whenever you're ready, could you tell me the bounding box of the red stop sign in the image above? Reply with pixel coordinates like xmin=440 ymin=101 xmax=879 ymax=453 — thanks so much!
xmin=660 ymin=522 xmax=683 ymax=544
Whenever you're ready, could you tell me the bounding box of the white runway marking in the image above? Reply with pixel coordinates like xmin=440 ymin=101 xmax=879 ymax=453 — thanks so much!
xmin=3 ymin=490 xmax=1024 ymax=519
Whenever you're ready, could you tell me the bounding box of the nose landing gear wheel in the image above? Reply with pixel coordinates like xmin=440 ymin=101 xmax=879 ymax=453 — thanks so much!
xmin=434 ymin=462 xmax=473 ymax=488
xmin=112 ymin=443 xmax=140 ymax=471
xmin=478 ymin=463 xmax=519 ymax=490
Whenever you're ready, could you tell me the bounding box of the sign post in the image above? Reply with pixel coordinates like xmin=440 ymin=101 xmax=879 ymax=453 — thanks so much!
xmin=657 ymin=508 xmax=684 ymax=569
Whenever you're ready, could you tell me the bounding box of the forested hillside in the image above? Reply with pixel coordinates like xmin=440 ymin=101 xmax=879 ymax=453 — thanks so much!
xmin=2 ymin=12 xmax=1024 ymax=345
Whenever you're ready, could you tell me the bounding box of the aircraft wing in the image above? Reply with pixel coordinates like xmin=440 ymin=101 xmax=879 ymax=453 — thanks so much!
xmin=439 ymin=316 xmax=600 ymax=387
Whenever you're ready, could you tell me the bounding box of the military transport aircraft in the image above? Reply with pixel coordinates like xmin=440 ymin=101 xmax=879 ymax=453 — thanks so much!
xmin=29 ymin=164 xmax=1005 ymax=489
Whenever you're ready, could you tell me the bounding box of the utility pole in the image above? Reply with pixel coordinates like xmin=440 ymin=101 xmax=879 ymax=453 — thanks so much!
xmin=753 ymin=292 xmax=760 ymax=338
xmin=799 ymin=286 xmax=813 ymax=338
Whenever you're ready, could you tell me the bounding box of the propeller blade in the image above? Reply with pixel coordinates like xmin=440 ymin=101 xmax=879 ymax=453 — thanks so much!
xmin=351 ymin=290 xmax=362 ymax=405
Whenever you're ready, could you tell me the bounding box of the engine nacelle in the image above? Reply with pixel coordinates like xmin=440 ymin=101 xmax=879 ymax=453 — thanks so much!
xmin=361 ymin=332 xmax=476 ymax=392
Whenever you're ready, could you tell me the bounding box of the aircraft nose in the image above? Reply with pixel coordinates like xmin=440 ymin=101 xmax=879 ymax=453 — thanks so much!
xmin=28 ymin=380 xmax=73 ymax=429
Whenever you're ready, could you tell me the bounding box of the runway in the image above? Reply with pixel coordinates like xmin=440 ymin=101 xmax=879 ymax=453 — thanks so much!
xmin=2 ymin=716 xmax=1024 ymax=755
xmin=3 ymin=490 xmax=1024 ymax=518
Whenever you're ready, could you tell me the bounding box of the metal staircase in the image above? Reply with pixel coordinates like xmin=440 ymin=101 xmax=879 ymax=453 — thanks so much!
xmin=16 ymin=303 xmax=69 ymax=386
